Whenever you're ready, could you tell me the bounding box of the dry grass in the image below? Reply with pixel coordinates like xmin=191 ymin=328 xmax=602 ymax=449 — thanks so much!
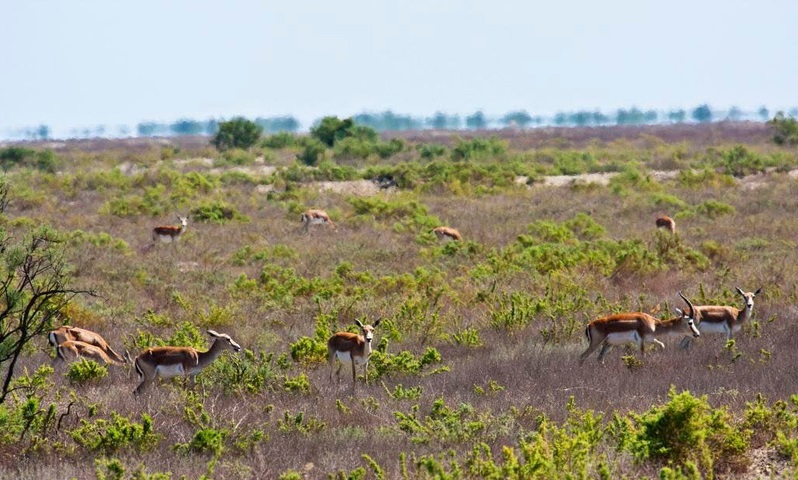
xmin=2 ymin=124 xmax=798 ymax=478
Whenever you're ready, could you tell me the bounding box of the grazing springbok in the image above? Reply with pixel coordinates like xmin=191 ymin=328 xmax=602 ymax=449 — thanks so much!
xmin=300 ymin=209 xmax=336 ymax=234
xmin=678 ymin=288 xmax=763 ymax=347
xmin=655 ymin=215 xmax=676 ymax=234
xmin=327 ymin=319 xmax=381 ymax=385
xmin=56 ymin=340 xmax=129 ymax=365
xmin=133 ymin=330 xmax=241 ymax=396
xmin=579 ymin=294 xmax=700 ymax=364
xmin=49 ymin=326 xmax=128 ymax=364
xmin=432 ymin=226 xmax=462 ymax=242
xmin=152 ymin=215 xmax=188 ymax=244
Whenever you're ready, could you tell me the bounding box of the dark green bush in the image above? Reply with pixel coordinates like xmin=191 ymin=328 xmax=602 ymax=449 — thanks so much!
xmin=768 ymin=112 xmax=798 ymax=146
xmin=211 ymin=117 xmax=263 ymax=151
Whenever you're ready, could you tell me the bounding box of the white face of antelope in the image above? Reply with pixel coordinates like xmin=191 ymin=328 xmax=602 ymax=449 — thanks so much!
xmin=355 ymin=319 xmax=380 ymax=344
xmin=178 ymin=216 xmax=188 ymax=228
xmin=737 ymin=288 xmax=761 ymax=310
xmin=363 ymin=326 xmax=374 ymax=343
xmin=208 ymin=330 xmax=242 ymax=352
xmin=676 ymin=308 xmax=700 ymax=337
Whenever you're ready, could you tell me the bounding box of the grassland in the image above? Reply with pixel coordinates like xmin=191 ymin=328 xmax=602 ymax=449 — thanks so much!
xmin=1 ymin=122 xmax=797 ymax=479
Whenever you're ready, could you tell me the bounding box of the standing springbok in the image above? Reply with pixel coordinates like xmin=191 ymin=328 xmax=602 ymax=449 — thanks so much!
xmin=579 ymin=294 xmax=700 ymax=364
xmin=133 ymin=330 xmax=241 ymax=396
xmin=432 ymin=226 xmax=462 ymax=242
xmin=152 ymin=215 xmax=188 ymax=244
xmin=300 ymin=209 xmax=336 ymax=234
xmin=678 ymin=288 xmax=763 ymax=347
xmin=655 ymin=215 xmax=676 ymax=234
xmin=49 ymin=326 xmax=128 ymax=364
xmin=56 ymin=340 xmax=129 ymax=365
xmin=327 ymin=319 xmax=381 ymax=386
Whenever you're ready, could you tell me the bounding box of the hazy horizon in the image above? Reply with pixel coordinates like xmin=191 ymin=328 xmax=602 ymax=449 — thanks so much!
xmin=2 ymin=1 xmax=797 ymax=138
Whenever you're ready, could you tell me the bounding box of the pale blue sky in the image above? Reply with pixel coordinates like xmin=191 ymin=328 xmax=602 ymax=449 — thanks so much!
xmin=1 ymin=0 xmax=797 ymax=137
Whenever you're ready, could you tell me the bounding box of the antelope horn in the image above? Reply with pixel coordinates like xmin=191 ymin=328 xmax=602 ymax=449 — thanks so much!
xmin=678 ymin=291 xmax=695 ymax=318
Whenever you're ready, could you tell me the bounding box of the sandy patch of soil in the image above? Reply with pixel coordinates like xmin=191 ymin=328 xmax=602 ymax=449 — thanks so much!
xmin=313 ymin=180 xmax=383 ymax=196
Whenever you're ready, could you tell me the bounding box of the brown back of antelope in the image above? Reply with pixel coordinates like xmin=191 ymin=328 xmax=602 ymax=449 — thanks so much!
xmin=49 ymin=326 xmax=128 ymax=364
xmin=133 ymin=329 xmax=241 ymax=395
xmin=57 ymin=340 xmax=123 ymax=365
xmin=152 ymin=215 xmax=188 ymax=243
xmin=679 ymin=288 xmax=762 ymax=345
xmin=655 ymin=215 xmax=676 ymax=234
xmin=301 ymin=209 xmax=336 ymax=234
xmin=433 ymin=226 xmax=462 ymax=241
xmin=579 ymin=299 xmax=699 ymax=365
xmin=327 ymin=319 xmax=381 ymax=385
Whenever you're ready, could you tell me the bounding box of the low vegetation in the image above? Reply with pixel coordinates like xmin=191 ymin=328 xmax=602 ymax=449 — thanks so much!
xmin=0 ymin=121 xmax=796 ymax=478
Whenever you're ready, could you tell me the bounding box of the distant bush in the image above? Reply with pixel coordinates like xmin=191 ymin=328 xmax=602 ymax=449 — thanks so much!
xmin=417 ymin=143 xmax=447 ymax=160
xmin=0 ymin=147 xmax=60 ymax=172
xmin=216 ymin=148 xmax=256 ymax=166
xmin=451 ymin=137 xmax=507 ymax=161
xmin=296 ymin=138 xmax=327 ymax=166
xmin=718 ymin=145 xmax=767 ymax=177
xmin=212 ymin=117 xmax=263 ymax=151
xmin=311 ymin=116 xmax=378 ymax=147
xmin=768 ymin=112 xmax=798 ymax=146
xmin=191 ymin=200 xmax=248 ymax=223
xmin=262 ymin=132 xmax=300 ymax=149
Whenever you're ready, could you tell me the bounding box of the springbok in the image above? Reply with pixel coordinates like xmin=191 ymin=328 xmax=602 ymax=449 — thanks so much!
xmin=579 ymin=294 xmax=700 ymax=364
xmin=56 ymin=340 xmax=128 ymax=365
xmin=327 ymin=319 xmax=381 ymax=385
xmin=49 ymin=326 xmax=128 ymax=364
xmin=300 ymin=209 xmax=336 ymax=234
xmin=655 ymin=215 xmax=676 ymax=234
xmin=133 ymin=330 xmax=241 ymax=396
xmin=152 ymin=215 xmax=188 ymax=244
xmin=678 ymin=288 xmax=763 ymax=347
xmin=432 ymin=226 xmax=462 ymax=242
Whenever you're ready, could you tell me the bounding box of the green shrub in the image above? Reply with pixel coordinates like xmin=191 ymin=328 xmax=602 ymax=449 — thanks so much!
xmin=203 ymin=349 xmax=275 ymax=394
xmin=451 ymin=137 xmax=507 ymax=161
xmin=174 ymin=427 xmax=228 ymax=456
xmin=216 ymin=148 xmax=256 ymax=166
xmin=71 ymin=413 xmax=159 ymax=453
xmin=296 ymin=138 xmax=327 ymax=166
xmin=369 ymin=347 xmax=443 ymax=380
xmin=66 ymin=359 xmax=108 ymax=383
xmin=283 ymin=373 xmax=311 ymax=393
xmin=769 ymin=112 xmax=798 ymax=146
xmin=262 ymin=132 xmax=299 ymax=149
xmin=289 ymin=336 xmax=327 ymax=365
xmin=191 ymin=200 xmax=247 ymax=223
xmin=719 ymin=145 xmax=766 ymax=177
xmin=417 ymin=143 xmax=447 ymax=160
xmin=694 ymin=200 xmax=735 ymax=219
xmin=629 ymin=387 xmax=750 ymax=476
xmin=212 ymin=117 xmax=263 ymax=151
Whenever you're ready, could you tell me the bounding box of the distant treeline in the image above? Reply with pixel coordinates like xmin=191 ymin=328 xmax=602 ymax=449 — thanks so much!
xmin=9 ymin=104 xmax=798 ymax=141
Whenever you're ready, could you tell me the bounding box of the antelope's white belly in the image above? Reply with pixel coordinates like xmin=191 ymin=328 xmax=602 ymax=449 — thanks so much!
xmin=308 ymin=218 xmax=327 ymax=225
xmin=155 ymin=363 xmax=185 ymax=378
xmin=604 ymin=331 xmax=642 ymax=345
xmin=156 ymin=234 xmax=176 ymax=243
xmin=335 ymin=350 xmax=369 ymax=365
xmin=698 ymin=322 xmax=730 ymax=335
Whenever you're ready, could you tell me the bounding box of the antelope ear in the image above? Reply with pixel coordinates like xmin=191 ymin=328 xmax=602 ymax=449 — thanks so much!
xmin=674 ymin=307 xmax=684 ymax=316
xmin=354 ymin=319 xmax=365 ymax=329
xmin=372 ymin=318 xmax=381 ymax=328
xmin=736 ymin=287 xmax=745 ymax=296
xmin=754 ymin=287 xmax=763 ymax=295
xmin=207 ymin=329 xmax=220 ymax=338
